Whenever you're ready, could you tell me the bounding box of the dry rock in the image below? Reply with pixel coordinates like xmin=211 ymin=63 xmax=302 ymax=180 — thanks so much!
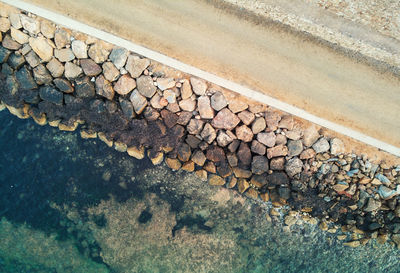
xmin=80 ymin=58 xmax=102 ymax=76
xmin=190 ymin=77 xmax=207 ymax=95
xmin=166 ymin=158 xmax=182 ymax=171
xmin=179 ymin=97 xmax=196 ymax=112
xmin=257 ymin=132 xmax=276 ymax=147
xmin=279 ymin=115 xmax=294 ymax=130
xmin=54 ymin=29 xmax=70 ymax=49
xmin=228 ymin=98 xmax=248 ymax=113
xmin=163 ymin=89 xmax=176 ymax=103
xmin=238 ymin=110 xmax=255 ymax=125
xmin=181 ymin=79 xmax=192 ymax=99
xmin=29 ymin=37 xmax=53 ymax=62
xmin=312 ymin=138 xmax=330 ymax=153
xmin=285 ymin=157 xmax=303 ymax=177
xmin=9 ymin=13 xmax=22 ymax=29
xmin=46 ymin=58 xmax=64 ymax=77
xmin=265 ymin=111 xmax=281 ymax=131
xmin=2 ymin=35 xmax=21 ymax=50
xmin=300 ymin=148 xmax=316 ymax=160
xmin=114 ymin=74 xmax=136 ymax=95
xmin=177 ymin=111 xmax=192 ymax=125
xmin=236 ymin=125 xmax=253 ymax=142
xmin=217 ymin=131 xmax=233 ymax=147
xmin=25 ymin=50 xmax=40 ymax=68
xmin=251 ymin=140 xmax=266 ymax=155
xmin=88 ymin=43 xmax=110 ymax=63
xmin=102 ymin=62 xmax=120 ymax=82
xmin=206 ymin=146 xmax=225 ymax=162
xmin=330 ymin=138 xmax=345 ymax=155
xmin=285 ymin=130 xmax=301 ymax=140
xmin=64 ymin=62 xmax=82 ymax=80
xmin=287 ymin=140 xmax=303 ymax=157
xmin=198 ymin=96 xmax=214 ymax=119
xmin=109 ymin=47 xmax=129 ymax=69
xmin=40 ymin=20 xmax=55 ymax=39
xmin=137 ymin=75 xmax=156 ymax=98
xmin=95 ymin=75 xmax=114 ymax=100
xmin=125 ymin=55 xmax=150 ymax=78
xmin=267 ymin=144 xmax=288 ymax=159
xmin=270 ymin=157 xmax=285 ymax=170
xmin=252 ymin=117 xmax=266 ymax=134
xmin=186 ymin=135 xmax=201 ymax=149
xmin=130 ymin=90 xmax=147 ymax=114
xmin=209 ymin=175 xmax=225 ymax=186
xmin=302 ymin=125 xmax=320 ymax=147
xmin=201 ymin=123 xmax=217 ymax=144
xmin=10 ymin=27 xmax=29 ymax=44
xmin=54 ymin=48 xmax=75 ymax=62
xmin=71 ymin=40 xmax=88 ymax=59
xmin=276 ymin=134 xmax=287 ymax=145
xmin=210 ymin=91 xmax=227 ymax=111
xmin=20 ymin=15 xmax=40 ymax=35
xmin=187 ymin=119 xmax=204 ymax=135
xmin=150 ymin=94 xmax=164 ymax=109
xmin=157 ymin=77 xmax=175 ymax=91
xmin=0 ymin=17 xmax=10 ymax=33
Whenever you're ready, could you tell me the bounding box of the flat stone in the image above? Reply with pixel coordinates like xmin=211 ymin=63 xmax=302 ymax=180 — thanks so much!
xmin=302 ymin=125 xmax=320 ymax=147
xmin=249 ymin=104 xmax=267 ymax=114
xmin=285 ymin=157 xmax=303 ymax=177
xmin=210 ymin=91 xmax=227 ymax=111
xmin=54 ymin=78 xmax=73 ymax=93
xmin=251 ymin=140 xmax=266 ymax=155
xmin=191 ymin=150 xmax=206 ymax=166
xmin=0 ymin=46 xmax=11 ymax=63
xmin=3 ymin=34 xmax=21 ymax=50
xmin=236 ymin=125 xmax=253 ymax=142
xmin=237 ymin=142 xmax=252 ymax=166
xmin=161 ymin=109 xmax=178 ymax=128
xmin=79 ymin=58 xmax=101 ymax=76
xmin=29 ymin=37 xmax=53 ymax=62
xmin=177 ymin=111 xmax=192 ymax=125
xmin=95 ymin=75 xmax=114 ymax=100
xmin=8 ymin=53 xmax=25 ymax=69
xmin=211 ymin=108 xmax=240 ymax=130
xmin=55 ymin=48 xmax=75 ymax=63
xmin=54 ymin=29 xmax=70 ymax=49
xmin=187 ymin=119 xmax=204 ymax=135
xmin=75 ymin=77 xmax=95 ymax=98
xmin=201 ymin=123 xmax=217 ymax=144
xmin=25 ymin=50 xmax=40 ymax=68
xmin=312 ymin=138 xmax=330 ymax=153
xmin=99 ymin=63 xmax=118 ymax=82
xmin=163 ymin=89 xmax=176 ymax=103
xmin=257 ymin=132 xmax=276 ymax=147
xmin=88 ymin=43 xmax=109 ymax=63
xmin=217 ymin=164 xmax=232 ymax=178
xmin=330 ymin=138 xmax=345 ymax=155
xmin=46 ymin=58 xmax=64 ymax=77
xmin=129 ymin=90 xmax=148 ymax=114
xmin=71 ymin=40 xmax=87 ymax=59
xmin=267 ymin=144 xmax=288 ymax=159
xmin=190 ymin=77 xmax=207 ymax=95
xmin=252 ymin=156 xmax=269 ymax=174
xmin=232 ymin=167 xmax=252 ymax=179
xmin=252 ymin=117 xmax=266 ymax=134
xmin=300 ymin=148 xmax=316 ymax=160
xmin=287 ymin=140 xmax=303 ymax=157
xmin=20 ymin=15 xmax=40 ymax=35
xmin=364 ymin=198 xmax=381 ymax=212
xmin=217 ymin=131 xmax=233 ymax=147
xmin=179 ymin=97 xmax=196 ymax=111
xmin=209 ymin=175 xmax=225 ymax=186
xmin=157 ymin=77 xmax=175 ymax=91
xmin=39 ymin=86 xmax=63 ymax=105
xmin=1 ymin=63 xmax=13 ymax=75
xmin=238 ymin=110 xmax=255 ymax=125
xmin=265 ymin=111 xmax=281 ymax=131
xmin=279 ymin=115 xmax=294 ymax=130
xmin=270 ymin=157 xmax=285 ymax=170
xmin=198 ymin=96 xmax=214 ymax=119
xmin=16 ymin=66 xmax=37 ymax=90
xmin=9 ymin=13 xmax=22 ymax=29
xmin=10 ymin=27 xmax=29 ymax=44
xmin=228 ymin=139 xmax=240 ymax=153
xmin=33 ymin=64 xmax=52 ymax=85
xmin=119 ymin=98 xmax=135 ymax=119
xmin=285 ymin=130 xmax=302 ymax=140
xmin=20 ymin=44 xmax=31 ymax=55
xmin=0 ymin=17 xmax=10 ymax=32
xmin=125 ymin=55 xmax=150 ymax=78
xmin=109 ymin=47 xmax=128 ymax=69
xmin=228 ymin=98 xmax=248 ymax=113
xmin=137 ymin=76 xmax=156 ymax=98
xmin=206 ymin=145 xmax=225 ymax=162
xmin=180 ymin=79 xmax=192 ymax=99
xmin=114 ymin=74 xmax=136 ymax=95
xmin=40 ymin=20 xmax=55 ymax=39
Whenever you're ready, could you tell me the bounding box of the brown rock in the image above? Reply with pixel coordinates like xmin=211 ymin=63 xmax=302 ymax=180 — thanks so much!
xmin=114 ymin=74 xmax=136 ymax=95
xmin=137 ymin=75 xmax=156 ymax=98
xmin=300 ymin=148 xmax=316 ymax=160
xmin=267 ymin=145 xmax=288 ymax=159
xmin=302 ymin=125 xmax=320 ymax=147
xmin=238 ymin=179 xmax=250 ymax=193
xmin=80 ymin=58 xmax=102 ymax=76
xmin=127 ymin=146 xmax=145 ymax=159
xmin=54 ymin=48 xmax=75 ymax=62
xmin=2 ymin=34 xmax=21 ymax=50
xmin=177 ymin=111 xmax=192 ymax=125
xmin=237 ymin=142 xmax=252 ymax=166
xmin=102 ymin=62 xmax=120 ymax=82
xmin=198 ymin=96 xmax=214 ymax=119
xmin=251 ymin=117 xmax=266 ymax=134
xmin=143 ymin=107 xmax=160 ymax=121
xmin=265 ymin=111 xmax=281 ymax=131
xmin=25 ymin=50 xmax=40 ymax=68
xmin=64 ymin=62 xmax=82 ymax=79
xmin=177 ymin=143 xmax=191 ymax=162
xmin=166 ymin=158 xmax=182 ymax=171
xmin=95 ymin=75 xmax=114 ymax=100
xmin=0 ymin=17 xmax=11 ymax=32
xmin=249 ymin=103 xmax=267 ymax=113
xmin=257 ymin=132 xmax=276 ymax=147
xmin=179 ymin=97 xmax=196 ymax=112
xmin=186 ymin=135 xmax=201 ymax=149
xmin=211 ymin=108 xmax=240 ymax=130
xmin=276 ymin=134 xmax=287 ymax=145
xmin=216 ymin=131 xmax=233 ymax=147
xmin=227 ymin=153 xmax=238 ymax=167
xmin=206 ymin=146 xmax=225 ymax=162
xmin=161 ymin=109 xmax=178 ymax=128
xmin=181 ymin=161 xmax=195 ymax=172
xmin=201 ymin=123 xmax=216 ymax=144
xmin=252 ymin=156 xmax=269 ymax=174
xmin=29 ymin=37 xmax=53 ymax=62
xmin=251 ymin=140 xmax=266 ymax=155
xmin=190 ymin=77 xmax=207 ymax=95
xmin=187 ymin=119 xmax=204 ymax=135
xmin=227 ymin=176 xmax=238 ymax=188
xmin=157 ymin=77 xmax=175 ymax=91
xmin=209 ymin=175 xmax=225 ymax=186
xmin=125 ymin=55 xmax=150 ymax=78
xmin=54 ymin=29 xmax=70 ymax=49
xmin=233 ymin=167 xmax=252 ymax=178
xmin=236 ymin=125 xmax=253 ymax=142
xmin=285 ymin=130 xmax=301 ymax=140
xmin=228 ymin=139 xmax=240 ymax=153
xmin=204 ymin=161 xmax=216 ymax=173
xmin=195 ymin=169 xmax=208 ymax=181
xmin=238 ymin=110 xmax=255 ymax=125
xmin=279 ymin=115 xmax=294 ymax=130
xmin=88 ymin=42 xmax=110 ymax=63
xmin=270 ymin=157 xmax=285 ymax=170
xmin=228 ymin=98 xmax=248 ymax=113
xmin=217 ymin=164 xmax=232 ymax=178
xmin=181 ymin=79 xmax=193 ymax=99
xmin=46 ymin=58 xmax=64 ymax=78
xmin=246 ymin=188 xmax=259 ymax=199
xmin=129 ymin=90 xmax=147 ymax=114
xmin=149 ymin=94 xmax=164 ymax=109
xmin=191 ymin=150 xmax=207 ymax=166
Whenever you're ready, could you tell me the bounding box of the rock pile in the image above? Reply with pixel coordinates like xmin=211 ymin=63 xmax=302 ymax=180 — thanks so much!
xmin=1 ymin=6 xmax=400 ymax=248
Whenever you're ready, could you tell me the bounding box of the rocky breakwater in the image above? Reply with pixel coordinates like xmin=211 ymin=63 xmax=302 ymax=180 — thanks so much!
xmin=1 ymin=5 xmax=400 ymax=248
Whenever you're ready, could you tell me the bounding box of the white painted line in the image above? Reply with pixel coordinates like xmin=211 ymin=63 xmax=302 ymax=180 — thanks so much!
xmin=3 ymin=0 xmax=400 ymax=157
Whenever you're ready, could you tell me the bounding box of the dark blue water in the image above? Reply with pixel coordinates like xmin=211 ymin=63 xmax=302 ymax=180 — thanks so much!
xmin=0 ymin=110 xmax=399 ymax=273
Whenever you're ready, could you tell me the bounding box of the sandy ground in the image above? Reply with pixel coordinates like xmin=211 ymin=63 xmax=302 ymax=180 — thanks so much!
xmin=14 ymin=0 xmax=400 ymax=149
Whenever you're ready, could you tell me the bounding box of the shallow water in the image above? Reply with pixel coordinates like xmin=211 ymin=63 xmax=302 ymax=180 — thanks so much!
xmin=0 ymin=110 xmax=399 ymax=273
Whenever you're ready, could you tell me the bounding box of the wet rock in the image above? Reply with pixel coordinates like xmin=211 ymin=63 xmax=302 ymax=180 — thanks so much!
xmin=206 ymin=145 xmax=225 ymax=163
xmin=198 ymin=96 xmax=214 ymax=119
xmin=125 ymin=55 xmax=150 ymax=78
xmin=40 ymin=20 xmax=55 ymax=39
xmin=216 ymin=131 xmax=233 ymax=147
xmin=177 ymin=143 xmax=192 ymax=162
xmin=211 ymin=108 xmax=240 ymax=130
xmin=109 ymin=47 xmax=129 ymax=69
xmin=257 ymin=132 xmax=276 ymax=148
xmin=267 ymin=172 xmax=289 ymax=186
xmin=287 ymin=140 xmax=303 ymax=157
xmin=265 ymin=111 xmax=281 ymax=131
xmin=80 ymin=58 xmax=102 ymax=76
xmin=177 ymin=111 xmax=192 ymax=125
xmin=332 ymin=182 xmax=349 ymax=192
xmin=129 ymin=90 xmax=148 ymax=114
xmin=191 ymin=150 xmax=206 ymax=166
xmin=39 ymin=86 xmax=63 ymax=105
xmin=88 ymin=42 xmax=110 ymax=63
xmin=10 ymin=27 xmax=29 ymax=44
xmin=8 ymin=53 xmax=25 ymax=70
xmin=285 ymin=157 xmax=303 ymax=177
xmin=279 ymin=187 xmax=291 ymax=200
xmin=209 ymin=175 xmax=225 ymax=186
xmin=252 ymin=117 xmax=266 ymax=134
xmin=179 ymin=97 xmax=196 ymax=112
xmin=186 ymin=135 xmax=201 ymax=149
xmin=204 ymin=161 xmax=216 ymax=173
xmin=137 ymin=76 xmax=156 ymax=98
xmin=217 ymin=164 xmax=232 ymax=178
xmin=102 ymin=62 xmax=120 ymax=82
xmin=143 ymin=106 xmax=159 ymax=121
xmin=190 ymin=77 xmax=207 ymax=95
xmin=238 ymin=179 xmax=250 ymax=193
xmin=187 ymin=119 xmax=204 ymax=135
xmin=64 ymin=62 xmax=82 ymax=79
xmin=55 ymin=48 xmax=75 ymax=62
xmin=20 ymin=15 xmax=40 ymax=35
xmin=114 ymin=74 xmax=136 ymax=95
xmin=157 ymin=77 xmax=175 ymax=91
xmin=270 ymin=157 xmax=285 ymax=170
xmin=330 ymin=138 xmax=345 ymax=155
xmin=95 ymin=75 xmax=114 ymax=100
xmin=16 ymin=66 xmax=37 ymax=90
xmin=236 ymin=125 xmax=253 ymax=142
xmin=54 ymin=29 xmax=70 ymax=48
xmin=251 ymin=140 xmax=266 ymax=155
xmin=300 ymin=148 xmax=316 ymax=160
xmin=161 ymin=109 xmax=178 ymax=128
xmin=1 ymin=63 xmax=13 ymax=75
xmin=46 ymin=58 xmax=64 ymax=77
xmin=29 ymin=37 xmax=53 ymax=62
xmin=238 ymin=110 xmax=255 ymax=125
xmin=25 ymin=50 xmax=40 ymax=68
xmin=33 ymin=64 xmax=52 ymax=85
xmin=0 ymin=17 xmax=10 ymax=32
xmin=148 ymin=151 xmax=164 ymax=165
xmin=75 ymin=77 xmax=95 ymax=98
xmin=237 ymin=142 xmax=252 ymax=166
xmin=71 ymin=39 xmax=88 ymax=59
xmin=302 ymin=125 xmax=320 ymax=147
xmin=364 ymin=198 xmax=381 ymax=212
xmin=3 ymin=35 xmax=22 ymax=51
xmin=312 ymin=138 xmax=330 ymax=153
xmin=228 ymin=139 xmax=240 ymax=153
xmin=201 ymin=123 xmax=216 ymax=144
xmin=210 ymin=91 xmax=227 ymax=111
xmin=166 ymin=158 xmax=182 ymax=171
xmin=0 ymin=46 xmax=11 ymax=63
xmin=278 ymin=115 xmax=294 ymax=130
xmin=378 ymin=185 xmax=400 ymax=199
xmin=251 ymin=156 xmax=269 ymax=174
xmin=127 ymin=146 xmax=145 ymax=159
xmin=267 ymin=144 xmax=288 ymax=159
xmin=54 ymin=78 xmax=73 ymax=93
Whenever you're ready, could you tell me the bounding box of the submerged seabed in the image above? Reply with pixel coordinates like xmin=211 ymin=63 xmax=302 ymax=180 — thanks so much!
xmin=0 ymin=110 xmax=399 ymax=273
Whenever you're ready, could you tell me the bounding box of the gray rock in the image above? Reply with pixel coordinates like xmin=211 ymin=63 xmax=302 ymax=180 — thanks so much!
xmin=54 ymin=78 xmax=73 ymax=93
xmin=198 ymin=96 xmax=214 ymax=119
xmin=287 ymin=140 xmax=303 ymax=157
xmin=2 ymin=35 xmax=22 ymax=51
xmin=114 ymin=74 xmax=136 ymax=95
xmin=312 ymin=138 xmax=330 ymax=153
xmin=251 ymin=140 xmax=266 ymax=155
xmin=95 ymin=75 xmax=114 ymax=100
xmin=8 ymin=53 xmax=25 ymax=70
xmin=285 ymin=157 xmax=303 ymax=177
xmin=80 ymin=58 xmax=102 ymax=76
xmin=163 ymin=89 xmax=176 ymax=103
xmin=129 ymin=90 xmax=148 ymax=114
xmin=71 ymin=40 xmax=88 ymax=59
xmin=20 ymin=15 xmax=40 ymax=35
xmin=55 ymin=48 xmax=75 ymax=63
xmin=251 ymin=155 xmax=269 ymax=174
xmin=211 ymin=108 xmax=240 ymax=130
xmin=364 ymin=198 xmax=381 ymax=212
xmin=0 ymin=46 xmax=12 ymax=63
xmin=125 ymin=55 xmax=150 ymax=78
xmin=75 ymin=77 xmax=95 ymax=98
xmin=39 ymin=86 xmax=63 ymax=105
xmin=119 ymin=98 xmax=135 ymax=119
xmin=102 ymin=62 xmax=120 ymax=82
xmin=21 ymin=89 xmax=40 ymax=104
xmin=109 ymin=47 xmax=129 ymax=69
xmin=46 ymin=58 xmax=64 ymax=78
xmin=54 ymin=29 xmax=70 ymax=49
xmin=190 ymin=77 xmax=207 ymax=95
xmin=25 ymin=50 xmax=40 ymax=68
xmin=210 ymin=91 xmax=227 ymax=111
xmin=186 ymin=135 xmax=202 ymax=149
xmin=157 ymin=78 xmax=175 ymax=91
xmin=257 ymin=132 xmax=276 ymax=147
xmin=251 ymin=117 xmax=266 ymax=134
xmin=33 ymin=64 xmax=52 ymax=85
xmin=201 ymin=123 xmax=216 ymax=144
xmin=15 ymin=66 xmax=37 ymax=90
xmin=137 ymin=76 xmax=156 ymax=98
xmin=64 ymin=62 xmax=82 ymax=80
xmin=29 ymin=37 xmax=53 ymax=62
xmin=302 ymin=125 xmax=320 ymax=147
xmin=330 ymin=138 xmax=345 ymax=155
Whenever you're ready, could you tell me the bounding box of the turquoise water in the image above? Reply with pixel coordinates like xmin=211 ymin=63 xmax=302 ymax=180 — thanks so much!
xmin=0 ymin=110 xmax=399 ymax=273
